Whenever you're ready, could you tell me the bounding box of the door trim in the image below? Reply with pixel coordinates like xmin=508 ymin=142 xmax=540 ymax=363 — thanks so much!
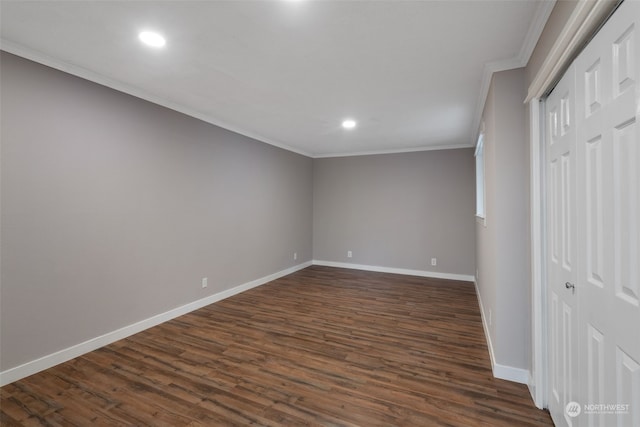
xmin=530 ymin=97 xmax=547 ymax=408
xmin=528 ymin=0 xmax=619 ymax=409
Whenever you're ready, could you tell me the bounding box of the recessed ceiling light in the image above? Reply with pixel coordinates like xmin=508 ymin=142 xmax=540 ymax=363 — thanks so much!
xmin=342 ymin=119 xmax=357 ymax=129
xmin=139 ymin=31 xmax=166 ymax=48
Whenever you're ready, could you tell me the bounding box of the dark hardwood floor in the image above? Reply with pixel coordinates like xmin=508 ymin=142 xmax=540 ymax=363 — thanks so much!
xmin=1 ymin=266 xmax=552 ymax=426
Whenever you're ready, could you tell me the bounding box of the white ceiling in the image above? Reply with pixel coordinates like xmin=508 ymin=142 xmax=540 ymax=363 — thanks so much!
xmin=0 ymin=0 xmax=554 ymax=157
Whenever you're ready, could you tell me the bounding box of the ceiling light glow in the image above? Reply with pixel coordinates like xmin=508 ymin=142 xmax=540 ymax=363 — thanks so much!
xmin=342 ymin=119 xmax=357 ymax=129
xmin=139 ymin=31 xmax=166 ymax=48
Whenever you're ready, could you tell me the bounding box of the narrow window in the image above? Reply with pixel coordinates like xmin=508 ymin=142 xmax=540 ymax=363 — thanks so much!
xmin=475 ymin=128 xmax=485 ymax=219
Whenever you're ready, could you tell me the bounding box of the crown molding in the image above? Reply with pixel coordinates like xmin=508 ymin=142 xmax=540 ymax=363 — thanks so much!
xmin=312 ymin=143 xmax=474 ymax=159
xmin=1 ymin=0 xmax=559 ymax=160
xmin=470 ymin=0 xmax=556 ymax=143
xmin=516 ymin=0 xmax=557 ymax=66
xmin=0 ymin=39 xmax=474 ymax=159
xmin=0 ymin=39 xmax=314 ymax=158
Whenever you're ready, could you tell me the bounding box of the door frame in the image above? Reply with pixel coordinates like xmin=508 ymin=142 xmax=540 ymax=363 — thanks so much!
xmin=527 ymin=0 xmax=621 ymax=409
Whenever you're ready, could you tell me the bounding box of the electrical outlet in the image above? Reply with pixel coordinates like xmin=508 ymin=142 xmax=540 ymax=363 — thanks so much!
xmin=431 ymin=258 xmax=437 ymax=266
xmin=293 ymin=252 xmax=297 ymax=261
xmin=347 ymin=250 xmax=353 ymax=258
xmin=201 ymin=277 xmax=208 ymax=288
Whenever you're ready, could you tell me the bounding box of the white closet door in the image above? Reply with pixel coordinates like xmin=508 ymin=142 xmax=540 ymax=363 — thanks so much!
xmin=547 ymin=1 xmax=640 ymax=426
xmin=547 ymin=62 xmax=579 ymax=427
xmin=575 ymin=1 xmax=640 ymax=426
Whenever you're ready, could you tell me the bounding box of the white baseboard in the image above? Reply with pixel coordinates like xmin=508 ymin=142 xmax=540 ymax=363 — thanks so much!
xmin=527 ymin=371 xmax=542 ymax=409
xmin=312 ymin=260 xmax=475 ymax=282
xmin=473 ymin=280 xmax=530 ymax=385
xmin=493 ymin=362 xmax=530 ymax=384
xmin=2 ymin=262 xmax=529 ymax=386
xmin=0 ymin=261 xmax=312 ymax=386
xmin=474 ymin=280 xmax=497 ymax=369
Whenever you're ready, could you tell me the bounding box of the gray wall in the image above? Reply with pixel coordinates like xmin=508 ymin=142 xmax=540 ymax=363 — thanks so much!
xmin=0 ymin=52 xmax=313 ymax=371
xmin=475 ymin=0 xmax=581 ymax=376
xmin=475 ymin=68 xmax=529 ymax=370
xmin=313 ymin=150 xmax=476 ymax=276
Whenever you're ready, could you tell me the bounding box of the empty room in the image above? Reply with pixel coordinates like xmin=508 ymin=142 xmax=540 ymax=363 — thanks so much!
xmin=1 ymin=0 xmax=638 ymax=426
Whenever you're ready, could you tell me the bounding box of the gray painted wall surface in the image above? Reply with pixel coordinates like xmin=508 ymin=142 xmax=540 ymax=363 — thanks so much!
xmin=476 ymin=68 xmax=529 ymax=370
xmin=313 ymin=150 xmax=476 ymax=276
xmin=2 ymin=52 xmax=480 ymax=376
xmin=3 ymin=3 xmax=580 ymax=375
xmin=0 ymin=52 xmax=313 ymax=371
xmin=474 ymin=0 xmax=581 ymax=374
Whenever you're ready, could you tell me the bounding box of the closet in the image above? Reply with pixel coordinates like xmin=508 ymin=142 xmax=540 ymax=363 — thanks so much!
xmin=545 ymin=1 xmax=639 ymax=426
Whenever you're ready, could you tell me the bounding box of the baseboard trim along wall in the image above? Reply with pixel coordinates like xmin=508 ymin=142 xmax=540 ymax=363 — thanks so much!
xmin=494 ymin=361 xmax=530 ymax=384
xmin=1 ymin=262 xmax=528 ymax=386
xmin=0 ymin=261 xmax=313 ymax=387
xmin=528 ymin=372 xmax=539 ymax=409
xmin=473 ymin=281 xmax=530 ymax=385
xmin=312 ymin=260 xmax=475 ymax=282
xmin=474 ymin=280 xmax=497 ymax=368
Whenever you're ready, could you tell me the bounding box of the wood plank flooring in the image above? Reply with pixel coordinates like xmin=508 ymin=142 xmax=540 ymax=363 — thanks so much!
xmin=1 ymin=266 xmax=553 ymax=426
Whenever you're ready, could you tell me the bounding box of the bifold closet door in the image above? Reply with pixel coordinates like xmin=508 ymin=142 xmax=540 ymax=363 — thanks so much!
xmin=575 ymin=1 xmax=639 ymax=426
xmin=547 ymin=61 xmax=579 ymax=427
xmin=546 ymin=1 xmax=640 ymax=426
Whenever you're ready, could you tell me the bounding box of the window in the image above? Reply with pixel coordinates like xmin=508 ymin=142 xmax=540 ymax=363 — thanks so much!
xmin=475 ymin=128 xmax=485 ymax=219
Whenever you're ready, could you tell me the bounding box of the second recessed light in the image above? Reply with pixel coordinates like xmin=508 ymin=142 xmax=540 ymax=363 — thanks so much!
xmin=342 ymin=119 xmax=357 ymax=129
xmin=139 ymin=31 xmax=166 ymax=48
